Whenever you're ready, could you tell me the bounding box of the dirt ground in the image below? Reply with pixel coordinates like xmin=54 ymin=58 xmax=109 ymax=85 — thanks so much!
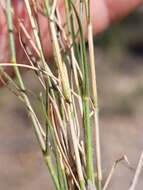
xmin=0 ymin=12 xmax=143 ymax=190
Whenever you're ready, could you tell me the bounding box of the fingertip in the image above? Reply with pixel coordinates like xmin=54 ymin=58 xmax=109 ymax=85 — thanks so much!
xmin=91 ymin=0 xmax=110 ymax=35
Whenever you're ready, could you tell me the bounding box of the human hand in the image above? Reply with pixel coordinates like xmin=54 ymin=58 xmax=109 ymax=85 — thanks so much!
xmin=0 ymin=0 xmax=142 ymax=82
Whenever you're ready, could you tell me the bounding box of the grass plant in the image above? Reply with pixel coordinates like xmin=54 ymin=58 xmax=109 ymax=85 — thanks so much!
xmin=1 ymin=0 xmax=102 ymax=189
xmin=0 ymin=1 xmax=142 ymax=190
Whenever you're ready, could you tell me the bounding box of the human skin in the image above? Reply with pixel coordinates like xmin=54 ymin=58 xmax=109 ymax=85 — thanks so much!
xmin=0 ymin=0 xmax=143 ymax=85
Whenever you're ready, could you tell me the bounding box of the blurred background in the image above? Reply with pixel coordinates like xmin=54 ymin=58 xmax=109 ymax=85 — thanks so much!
xmin=0 ymin=7 xmax=143 ymax=190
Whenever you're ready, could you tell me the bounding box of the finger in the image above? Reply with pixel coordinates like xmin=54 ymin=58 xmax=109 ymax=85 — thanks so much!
xmin=91 ymin=0 xmax=143 ymax=35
